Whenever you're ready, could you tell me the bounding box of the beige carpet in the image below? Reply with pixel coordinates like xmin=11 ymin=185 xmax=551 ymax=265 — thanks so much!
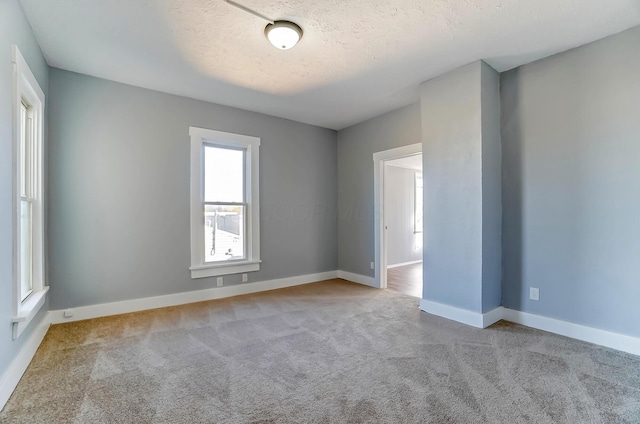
xmin=1 ymin=279 xmax=639 ymax=423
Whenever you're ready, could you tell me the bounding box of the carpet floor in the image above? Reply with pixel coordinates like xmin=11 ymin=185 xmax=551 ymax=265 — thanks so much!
xmin=1 ymin=279 xmax=639 ymax=423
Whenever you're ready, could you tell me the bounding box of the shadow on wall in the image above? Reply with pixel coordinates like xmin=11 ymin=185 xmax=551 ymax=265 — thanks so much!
xmin=501 ymin=68 xmax=524 ymax=310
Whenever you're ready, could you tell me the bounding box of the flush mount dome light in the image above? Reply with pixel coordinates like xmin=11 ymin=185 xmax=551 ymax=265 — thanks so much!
xmin=264 ymin=21 xmax=303 ymax=50
xmin=223 ymin=1 xmax=303 ymax=50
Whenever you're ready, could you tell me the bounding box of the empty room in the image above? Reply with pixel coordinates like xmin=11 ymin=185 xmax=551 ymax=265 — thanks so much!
xmin=1 ymin=0 xmax=639 ymax=422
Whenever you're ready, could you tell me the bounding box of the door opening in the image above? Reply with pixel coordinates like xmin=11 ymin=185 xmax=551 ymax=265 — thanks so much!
xmin=373 ymin=143 xmax=423 ymax=298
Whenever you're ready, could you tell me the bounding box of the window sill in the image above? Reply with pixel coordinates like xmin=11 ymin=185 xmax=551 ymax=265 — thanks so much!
xmin=12 ymin=286 xmax=49 ymax=340
xmin=190 ymin=260 xmax=261 ymax=279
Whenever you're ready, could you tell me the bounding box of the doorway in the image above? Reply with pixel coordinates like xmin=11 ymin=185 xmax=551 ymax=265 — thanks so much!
xmin=373 ymin=143 xmax=423 ymax=297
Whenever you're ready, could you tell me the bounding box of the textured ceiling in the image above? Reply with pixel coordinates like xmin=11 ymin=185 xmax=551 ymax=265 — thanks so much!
xmin=20 ymin=0 xmax=640 ymax=130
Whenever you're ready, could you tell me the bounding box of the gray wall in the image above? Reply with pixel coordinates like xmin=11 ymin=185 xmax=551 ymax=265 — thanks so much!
xmin=337 ymin=103 xmax=421 ymax=276
xmin=420 ymin=62 xmax=483 ymax=312
xmin=420 ymin=61 xmax=502 ymax=313
xmin=0 ymin=0 xmax=49 ymax=378
xmin=384 ymin=165 xmax=422 ymax=266
xmin=501 ymin=25 xmax=640 ymax=337
xmin=48 ymin=69 xmax=338 ymax=309
xmin=480 ymin=62 xmax=502 ymax=313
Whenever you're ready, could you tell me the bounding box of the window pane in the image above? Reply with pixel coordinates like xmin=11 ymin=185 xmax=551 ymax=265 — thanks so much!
xmin=20 ymin=199 xmax=32 ymax=301
xmin=20 ymin=102 xmax=28 ymax=197
xmin=204 ymin=146 xmax=244 ymax=203
xmin=204 ymin=204 xmax=246 ymax=263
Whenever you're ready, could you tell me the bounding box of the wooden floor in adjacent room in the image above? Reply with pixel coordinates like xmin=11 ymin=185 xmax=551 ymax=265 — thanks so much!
xmin=386 ymin=262 xmax=422 ymax=298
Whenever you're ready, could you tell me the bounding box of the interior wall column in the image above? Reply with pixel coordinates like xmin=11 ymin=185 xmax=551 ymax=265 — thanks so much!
xmin=419 ymin=61 xmax=502 ymax=326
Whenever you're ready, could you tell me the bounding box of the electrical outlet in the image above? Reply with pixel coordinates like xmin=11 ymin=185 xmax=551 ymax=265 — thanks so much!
xmin=529 ymin=287 xmax=540 ymax=301
xmin=217 ymin=277 xmax=223 ymax=287
xmin=242 ymin=273 xmax=248 ymax=282
xmin=63 ymin=309 xmax=74 ymax=318
xmin=370 ymin=262 xmax=375 ymax=270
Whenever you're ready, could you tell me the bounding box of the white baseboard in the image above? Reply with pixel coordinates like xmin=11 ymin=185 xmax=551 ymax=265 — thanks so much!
xmin=419 ymin=299 xmax=502 ymax=328
xmin=502 ymin=308 xmax=640 ymax=357
xmin=337 ymin=270 xmax=376 ymax=288
xmin=482 ymin=306 xmax=505 ymax=328
xmin=387 ymin=260 xmax=423 ymax=269
xmin=1 ymin=271 xmax=338 ymax=411
xmin=0 ymin=314 xmax=50 ymax=411
xmin=50 ymin=271 xmax=339 ymax=324
xmin=419 ymin=300 xmax=640 ymax=356
xmin=4 ymin=273 xmax=639 ymax=414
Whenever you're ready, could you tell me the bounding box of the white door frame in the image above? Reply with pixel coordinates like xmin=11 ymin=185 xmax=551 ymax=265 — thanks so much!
xmin=373 ymin=143 xmax=422 ymax=289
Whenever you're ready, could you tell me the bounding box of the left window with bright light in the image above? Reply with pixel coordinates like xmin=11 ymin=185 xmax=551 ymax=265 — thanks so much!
xmin=12 ymin=46 xmax=48 ymax=339
xmin=189 ymin=127 xmax=261 ymax=279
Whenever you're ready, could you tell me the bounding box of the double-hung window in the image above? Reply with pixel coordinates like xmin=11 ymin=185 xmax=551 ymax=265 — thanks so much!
xmin=11 ymin=46 xmax=48 ymax=339
xmin=189 ymin=127 xmax=261 ymax=278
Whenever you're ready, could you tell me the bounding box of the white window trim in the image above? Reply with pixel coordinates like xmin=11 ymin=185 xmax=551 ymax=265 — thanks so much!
xmin=11 ymin=45 xmax=48 ymax=340
xmin=189 ymin=127 xmax=261 ymax=279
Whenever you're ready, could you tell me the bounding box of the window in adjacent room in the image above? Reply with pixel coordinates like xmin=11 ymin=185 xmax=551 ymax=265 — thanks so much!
xmin=414 ymin=172 xmax=423 ymax=233
xmin=189 ymin=127 xmax=261 ymax=278
xmin=11 ymin=45 xmax=48 ymax=339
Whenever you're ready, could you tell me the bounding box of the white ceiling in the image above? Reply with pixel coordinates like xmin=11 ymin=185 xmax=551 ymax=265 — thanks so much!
xmin=20 ymin=0 xmax=640 ymax=130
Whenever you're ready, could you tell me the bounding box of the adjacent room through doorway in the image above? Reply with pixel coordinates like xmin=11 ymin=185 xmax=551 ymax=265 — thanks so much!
xmin=384 ymin=153 xmax=423 ymax=298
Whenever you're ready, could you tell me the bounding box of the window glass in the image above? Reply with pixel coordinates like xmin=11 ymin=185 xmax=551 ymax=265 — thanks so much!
xmin=204 ymin=204 xmax=246 ymax=263
xmin=20 ymin=199 xmax=32 ymax=301
xmin=204 ymin=145 xmax=244 ymax=203
xmin=20 ymin=102 xmax=28 ymax=197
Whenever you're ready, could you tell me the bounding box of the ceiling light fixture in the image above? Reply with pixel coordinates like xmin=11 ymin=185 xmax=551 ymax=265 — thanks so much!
xmin=264 ymin=21 xmax=303 ymax=50
xmin=224 ymin=0 xmax=303 ymax=50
